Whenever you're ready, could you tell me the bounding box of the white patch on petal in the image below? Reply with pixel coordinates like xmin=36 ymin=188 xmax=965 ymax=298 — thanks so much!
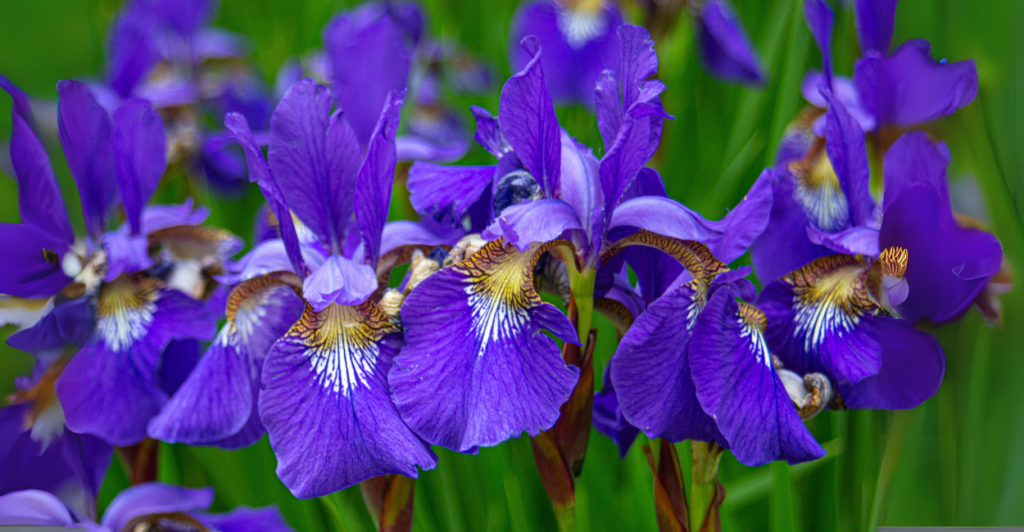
xmin=466 ymin=285 xmax=530 ymax=355
xmin=0 ymin=296 xmax=53 ymax=329
xmin=166 ymin=259 xmax=204 ymax=299
xmin=737 ymin=316 xmax=772 ymax=367
xmin=557 ymin=7 xmax=608 ymax=49
xmin=29 ymin=401 xmax=66 ymax=452
xmin=96 ymin=277 xmax=159 ymax=353
xmin=292 ymin=305 xmax=393 ymax=399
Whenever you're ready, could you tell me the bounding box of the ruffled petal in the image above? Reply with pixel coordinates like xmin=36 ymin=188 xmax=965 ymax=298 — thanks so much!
xmin=303 ymin=255 xmax=377 ymax=311
xmin=500 ymin=36 xmax=562 ymax=195
xmin=690 ymin=289 xmax=825 ymax=465
xmin=854 ymin=40 xmax=978 ymax=128
xmin=407 ymin=164 xmax=496 ymax=227
xmin=355 ymin=90 xmax=405 ymax=267
xmin=470 ymin=106 xmax=512 ymax=157
xmin=391 ymin=239 xmax=580 ymax=452
xmin=260 ymin=303 xmax=436 ymax=497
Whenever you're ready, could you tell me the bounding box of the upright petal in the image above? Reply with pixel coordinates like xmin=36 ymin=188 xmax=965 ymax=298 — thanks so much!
xmin=611 ymin=281 xmax=723 ymax=443
xmin=696 ymin=0 xmax=767 ymax=86
xmin=804 ymin=0 xmax=834 ymax=84
xmin=113 ymin=99 xmax=167 ymax=235
xmin=260 ymin=303 xmax=436 ymax=497
xmin=880 ymin=133 xmax=1002 ymax=323
xmin=1 ymin=77 xmax=74 ymax=245
xmin=470 ymin=106 xmax=512 ymax=158
xmin=854 ymin=40 xmax=977 ymax=128
xmin=749 ymin=170 xmax=831 ymax=283
xmin=324 ymin=3 xmax=414 ymax=146
xmin=107 ymin=12 xmax=159 ymax=98
xmin=500 ymin=36 xmax=562 ymax=195
xmin=701 ymin=168 xmax=777 ymax=264
xmin=689 ymin=289 xmax=824 ymax=465
xmin=824 ymin=91 xmax=874 ymax=228
xmin=269 ymin=80 xmax=353 ymax=251
xmin=391 ymin=239 xmax=580 ymax=452
xmin=355 ymin=90 xmax=405 ymax=267
xmin=56 ymin=80 xmax=117 ymax=238
xmin=854 ymin=0 xmax=897 ymax=54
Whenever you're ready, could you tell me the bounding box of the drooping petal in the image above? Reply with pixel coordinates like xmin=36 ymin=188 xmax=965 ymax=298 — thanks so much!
xmin=854 ymin=0 xmax=897 ymax=54
xmin=758 ymin=255 xmax=882 ymax=388
xmin=508 ymin=0 xmax=622 ymax=106
xmin=482 ymin=199 xmax=584 ymax=252
xmin=324 ymin=3 xmax=414 ymax=147
xmin=303 ymin=255 xmax=378 ymax=311
xmin=56 ymin=80 xmax=117 ymax=239
xmin=112 ymin=98 xmax=167 ymax=235
xmin=701 ymin=168 xmax=777 ymax=264
xmin=610 ymin=281 xmax=723 ymax=443
xmin=391 ymin=239 xmax=580 ymax=452
xmin=0 ymin=405 xmax=76 ymax=503
xmin=880 ymin=132 xmax=1002 ymax=323
xmin=800 ymin=72 xmax=876 ymax=132
xmin=854 ymin=40 xmax=978 ymax=128
xmin=101 ymin=483 xmax=214 ymax=532
xmin=841 ymin=317 xmax=945 ymax=409
xmin=689 ymin=289 xmax=825 ymax=466
xmin=500 ymin=36 xmax=562 ymax=195
xmin=269 ymin=80 xmax=357 ymax=251
xmin=355 ymin=90 xmax=405 ymax=267
xmin=7 ymin=297 xmax=93 ymax=354
xmin=0 ymin=490 xmax=74 ymax=526
xmin=407 ymin=163 xmax=495 ymax=226
xmin=260 ymin=303 xmax=436 ymax=497
xmin=696 ymin=0 xmax=767 ymax=86
xmin=1 ymin=77 xmax=74 ymax=245
xmin=56 ymin=278 xmax=215 ymax=445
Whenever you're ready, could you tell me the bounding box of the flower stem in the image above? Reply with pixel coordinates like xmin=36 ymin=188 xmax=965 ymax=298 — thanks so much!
xmin=690 ymin=441 xmax=725 ymax=532
xmin=554 ymin=505 xmax=578 ymax=532
xmin=568 ymin=268 xmax=595 ymax=344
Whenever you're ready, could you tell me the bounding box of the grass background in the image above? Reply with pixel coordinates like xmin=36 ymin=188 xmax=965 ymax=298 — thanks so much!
xmin=2 ymin=0 xmax=1023 ymax=530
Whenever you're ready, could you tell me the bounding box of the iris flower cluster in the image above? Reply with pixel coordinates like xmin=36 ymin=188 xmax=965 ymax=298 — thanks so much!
xmin=0 ymin=0 xmax=1007 ymax=529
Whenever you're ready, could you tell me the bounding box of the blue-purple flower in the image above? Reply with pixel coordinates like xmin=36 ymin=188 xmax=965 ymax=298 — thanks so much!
xmin=0 ymin=483 xmax=294 ymax=531
xmin=695 ymin=0 xmax=767 ymax=86
xmin=389 ymin=26 xmax=775 ymax=454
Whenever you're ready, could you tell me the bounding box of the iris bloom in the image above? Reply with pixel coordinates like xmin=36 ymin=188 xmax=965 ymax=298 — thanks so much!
xmin=151 ymin=79 xmax=439 ymax=498
xmin=390 ymin=26 xmax=773 ymax=453
xmin=1 ymin=77 xmax=234 ymax=446
xmin=0 ymin=357 xmax=112 ymax=522
xmin=0 ymin=483 xmax=293 ymax=531
xmin=800 ymin=0 xmax=977 ymax=134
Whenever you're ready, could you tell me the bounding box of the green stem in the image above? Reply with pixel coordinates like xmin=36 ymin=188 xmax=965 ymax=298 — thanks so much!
xmin=554 ymin=505 xmax=578 ymax=532
xmin=689 ymin=441 xmax=724 ymax=532
xmin=867 ymin=409 xmax=915 ymax=530
xmin=568 ymin=268 xmax=595 ymax=344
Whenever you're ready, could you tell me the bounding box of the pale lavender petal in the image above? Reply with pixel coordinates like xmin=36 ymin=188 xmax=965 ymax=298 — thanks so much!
xmin=482 ymin=199 xmax=583 ymax=252
xmin=101 ymin=483 xmax=214 ymax=532
xmin=609 ymin=196 xmax=721 ymax=243
xmin=500 ymin=36 xmax=562 ymax=195
xmin=303 ymin=255 xmax=377 ymax=311
xmin=0 ymin=490 xmax=74 ymax=526
xmin=380 ymin=221 xmax=451 ymax=256
xmin=807 ymin=224 xmax=880 ymax=256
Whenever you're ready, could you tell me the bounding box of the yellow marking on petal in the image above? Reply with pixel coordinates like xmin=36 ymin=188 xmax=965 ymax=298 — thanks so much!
xmin=556 ymin=0 xmax=608 ymax=48
xmin=878 ymin=246 xmax=908 ymax=280
xmin=287 ymin=302 xmax=398 ymax=396
xmin=96 ymin=274 xmax=161 ymax=352
xmin=783 ymin=255 xmax=877 ymax=353
xmin=789 ymin=139 xmax=850 ymax=232
xmin=737 ymin=302 xmax=767 ymax=332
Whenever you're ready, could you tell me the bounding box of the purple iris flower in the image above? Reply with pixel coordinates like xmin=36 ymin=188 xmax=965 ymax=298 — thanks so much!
xmin=800 ymin=0 xmax=977 ymax=132
xmin=0 ymin=357 xmax=113 ymax=522
xmin=153 ymin=79 xmax=439 ymax=498
xmin=695 ymin=0 xmax=767 ymax=86
xmin=390 ymin=26 xmax=775 ymax=454
xmin=321 ymin=1 xmax=470 ymax=163
xmin=509 ymin=0 xmax=623 ymax=106
xmin=2 ymin=77 xmax=235 ymax=446
xmin=0 ymin=483 xmax=294 ymax=531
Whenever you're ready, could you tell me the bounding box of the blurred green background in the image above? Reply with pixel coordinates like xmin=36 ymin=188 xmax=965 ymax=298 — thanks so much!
xmin=2 ymin=0 xmax=1022 ymax=530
